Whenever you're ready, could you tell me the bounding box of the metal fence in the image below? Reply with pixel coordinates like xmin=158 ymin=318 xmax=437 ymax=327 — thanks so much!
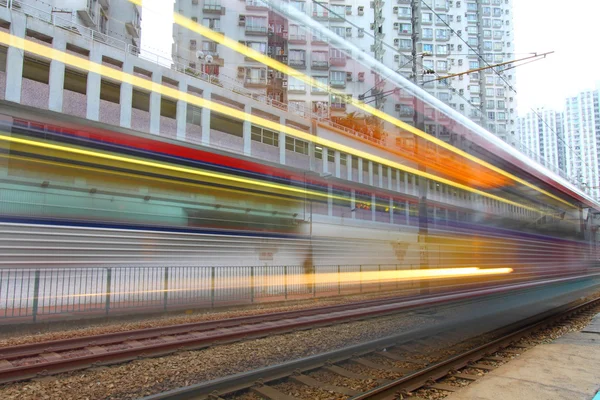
xmin=0 ymin=265 xmax=412 ymax=322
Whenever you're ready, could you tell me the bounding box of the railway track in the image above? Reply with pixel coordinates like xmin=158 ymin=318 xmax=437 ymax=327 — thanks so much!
xmin=139 ymin=295 xmax=600 ymax=400
xmin=0 ymin=275 xmax=594 ymax=388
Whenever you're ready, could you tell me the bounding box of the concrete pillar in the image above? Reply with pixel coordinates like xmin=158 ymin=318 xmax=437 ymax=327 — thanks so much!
xmin=405 ymin=200 xmax=410 ymax=225
xmin=377 ymin=164 xmax=383 ymax=187
xmin=371 ymin=193 xmax=376 ymax=221
xmin=176 ymin=80 xmax=187 ymax=140
xmin=387 ymin=167 xmax=393 ymax=190
xmin=358 ymin=158 xmax=363 ymax=183
xmin=334 ymin=150 xmax=341 ymax=178
xmin=120 ymin=60 xmax=134 ymax=128
xmin=5 ymin=13 xmax=26 ymax=102
xmin=279 ymin=117 xmax=286 ymax=164
xmin=322 ymin=147 xmax=329 ymax=173
xmin=347 ymin=154 xmax=353 ymax=181
xmin=86 ymin=46 xmax=102 ymax=121
xmin=328 ymin=184 xmax=333 ymax=216
xmin=389 ymin=197 xmax=394 ymax=224
xmin=201 ymin=88 xmax=211 ymax=145
xmin=243 ymin=104 xmax=251 ymax=156
xmin=350 ymin=189 xmax=356 ymax=219
xmin=396 ymin=170 xmax=401 ymax=192
xmin=368 ymin=161 xmax=374 ymax=186
xmin=149 ymin=72 xmax=161 ymax=134
xmin=48 ymin=34 xmax=67 ymax=112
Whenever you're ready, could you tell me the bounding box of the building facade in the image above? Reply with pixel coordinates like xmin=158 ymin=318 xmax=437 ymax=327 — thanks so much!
xmin=171 ymin=0 xmax=516 ymax=145
xmin=564 ymin=89 xmax=600 ymax=199
xmin=21 ymin=0 xmax=141 ymax=48
xmin=517 ymin=107 xmax=566 ymax=177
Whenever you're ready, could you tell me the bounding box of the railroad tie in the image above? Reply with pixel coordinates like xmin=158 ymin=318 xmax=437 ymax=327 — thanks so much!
xmin=0 ymin=360 xmax=13 ymax=370
xmin=469 ymin=363 xmax=496 ymax=371
xmin=482 ymin=356 xmax=507 ymax=362
xmin=251 ymin=385 xmax=300 ymax=400
xmin=375 ymin=351 xmax=426 ymax=365
xmin=323 ymin=365 xmax=387 ymax=383
xmin=290 ymin=374 xmax=359 ymax=396
xmin=351 ymin=358 xmax=413 ymax=373
xmin=453 ymin=372 xmax=480 ymax=381
xmin=427 ymin=382 xmax=458 ymax=392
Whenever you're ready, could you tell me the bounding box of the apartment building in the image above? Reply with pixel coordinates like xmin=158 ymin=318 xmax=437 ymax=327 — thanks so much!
xmin=517 ymin=108 xmax=566 ymax=177
xmin=564 ymin=89 xmax=600 ymax=199
xmin=172 ymin=0 xmax=516 ymax=145
xmin=22 ymin=0 xmax=141 ymax=48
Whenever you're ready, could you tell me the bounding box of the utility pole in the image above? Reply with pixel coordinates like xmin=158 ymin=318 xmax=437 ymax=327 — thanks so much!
xmin=373 ymin=0 xmax=385 ymax=110
xmin=411 ymin=0 xmax=429 ymax=295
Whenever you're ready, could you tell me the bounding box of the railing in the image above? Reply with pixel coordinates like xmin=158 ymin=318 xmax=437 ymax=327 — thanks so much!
xmin=323 ymin=119 xmax=387 ymax=147
xmin=0 ymin=265 xmax=411 ymax=322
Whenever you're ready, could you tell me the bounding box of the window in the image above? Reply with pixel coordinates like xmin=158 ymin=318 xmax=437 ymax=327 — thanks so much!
xmin=399 ymin=23 xmax=412 ymax=34
xmin=400 ymin=39 xmax=412 ymax=50
xmin=483 ymin=41 xmax=492 ymax=50
xmin=485 ymin=76 xmax=494 ymax=84
xmin=422 ymin=28 xmax=433 ymax=39
xmin=438 ymin=92 xmax=450 ymax=102
xmin=496 ymin=88 xmax=505 ymax=97
xmin=201 ymin=41 xmax=217 ymax=54
xmin=469 ymin=61 xmax=479 ymax=69
xmin=493 ymin=7 xmax=502 ymax=17
xmin=245 ymin=67 xmax=266 ymax=84
xmin=486 ymin=100 xmax=495 ymax=109
xmin=330 ymin=70 xmax=345 ymax=86
xmin=288 ymin=25 xmax=305 ymax=41
xmin=485 ymin=88 xmax=494 ymax=96
xmin=482 ymin=19 xmax=491 ymax=27
xmin=436 ymin=29 xmax=449 ymax=39
xmin=493 ymin=30 xmax=503 ymax=39
xmin=246 ymin=16 xmax=267 ymax=33
xmin=467 ymin=2 xmax=477 ymax=11
xmin=189 ymin=39 xmax=197 ymax=51
xmin=467 ymin=26 xmax=478 ymax=34
xmin=423 ymin=60 xmax=434 ymax=70
xmin=497 ymin=100 xmax=505 ymax=109
xmin=313 ymin=3 xmax=327 ymax=18
xmin=331 ymin=26 xmax=345 ymax=37
xmin=436 ymin=44 xmax=448 ymax=55
xmin=422 ymin=12 xmax=433 ymax=23
xmin=290 ymin=0 xmax=306 ymax=12
xmin=285 ymin=137 xmax=309 ymax=155
xmin=493 ymin=19 xmax=503 ymax=28
xmin=467 ymin=37 xmax=478 ymax=46
xmin=288 ymin=76 xmax=305 ymax=91
xmin=312 ymin=75 xmax=328 ymax=92
xmin=483 ymin=29 xmax=492 ymax=38
xmin=312 ymin=28 xmax=328 ymax=42
xmin=247 ymin=41 xmax=266 ymax=55
xmin=288 ymin=100 xmax=305 ymax=116
xmin=497 ymin=111 xmax=507 ymax=120
xmin=423 ymin=43 xmax=433 ymax=53
xmin=251 ymin=125 xmax=279 ymax=147
xmin=466 ymin=13 xmax=477 ymax=22
xmin=288 ymin=49 xmax=305 ymax=67
xmin=202 ymin=17 xmax=221 ymax=31
xmin=437 ymin=60 xmax=448 ymax=71
xmin=331 ymin=4 xmax=345 ymax=16
xmin=398 ymin=7 xmax=411 ymax=17
xmin=493 ymin=41 xmax=503 ymax=51
xmin=487 ymin=111 xmax=495 ymax=120
xmin=311 ymin=51 xmax=328 ymax=67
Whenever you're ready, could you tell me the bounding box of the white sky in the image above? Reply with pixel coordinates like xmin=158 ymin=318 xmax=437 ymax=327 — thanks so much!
xmin=513 ymin=0 xmax=600 ymax=113
xmin=140 ymin=0 xmax=600 ymax=115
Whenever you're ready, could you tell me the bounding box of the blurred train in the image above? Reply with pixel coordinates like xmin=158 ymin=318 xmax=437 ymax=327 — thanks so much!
xmin=0 ymin=101 xmax=598 ymax=289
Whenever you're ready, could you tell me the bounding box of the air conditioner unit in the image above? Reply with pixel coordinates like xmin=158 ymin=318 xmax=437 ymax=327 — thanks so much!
xmin=358 ymin=72 xmax=365 ymax=82
xmin=238 ymin=15 xmax=246 ymax=26
xmin=237 ymin=66 xmax=245 ymax=78
xmin=393 ymin=22 xmax=399 ymax=29
xmin=346 ymin=72 xmax=352 ymax=82
xmin=393 ymin=7 xmax=398 ymax=13
xmin=395 ymin=104 xmax=401 ymax=111
xmin=282 ymin=80 xmax=288 ymax=87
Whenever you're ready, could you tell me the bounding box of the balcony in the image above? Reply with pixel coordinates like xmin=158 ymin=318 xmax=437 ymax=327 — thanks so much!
xmin=311 ymin=60 xmax=329 ymax=70
xmin=288 ymin=34 xmax=307 ymax=44
xmin=245 ymin=25 xmax=268 ymax=36
xmin=77 ymin=0 xmax=97 ymax=27
xmin=330 ymin=103 xmax=347 ymax=111
xmin=288 ymin=59 xmax=306 ymax=69
xmin=245 ymin=0 xmax=269 ymax=10
xmin=330 ymin=80 xmax=346 ymax=89
xmin=312 ymin=11 xmax=329 ymax=20
xmin=244 ymin=77 xmax=268 ymax=88
xmin=330 ymin=57 xmax=346 ymax=67
xmin=203 ymin=3 xmax=224 ymax=14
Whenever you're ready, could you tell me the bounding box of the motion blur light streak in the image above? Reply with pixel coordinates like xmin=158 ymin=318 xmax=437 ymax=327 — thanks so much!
xmin=0 ymin=31 xmax=544 ymax=212
xmin=143 ymin=0 xmax=574 ymax=208
xmin=15 ymin=267 xmax=513 ymax=303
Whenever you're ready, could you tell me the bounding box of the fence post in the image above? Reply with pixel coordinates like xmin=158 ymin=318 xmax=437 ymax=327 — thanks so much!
xmin=210 ymin=267 xmax=215 ymax=308
xmin=359 ymin=265 xmax=363 ymax=293
xmin=250 ymin=266 xmax=255 ymax=303
xmin=32 ymin=270 xmax=40 ymax=323
xmin=337 ymin=265 xmax=341 ymax=295
xmin=105 ymin=268 xmax=112 ymax=315
xmin=284 ymin=266 xmax=288 ymax=300
xmin=163 ymin=267 xmax=169 ymax=311
xmin=313 ymin=266 xmax=316 ymax=298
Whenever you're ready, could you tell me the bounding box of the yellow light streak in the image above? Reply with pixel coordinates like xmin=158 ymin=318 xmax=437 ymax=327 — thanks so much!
xmin=144 ymin=1 xmax=572 ymax=208
xmin=0 ymin=31 xmax=538 ymax=211
xmin=20 ymin=267 xmax=513 ymax=302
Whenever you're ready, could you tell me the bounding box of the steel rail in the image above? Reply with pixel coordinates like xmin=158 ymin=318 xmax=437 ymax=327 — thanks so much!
xmin=0 ymin=274 xmax=593 ymax=385
xmin=137 ymin=274 xmax=600 ymax=400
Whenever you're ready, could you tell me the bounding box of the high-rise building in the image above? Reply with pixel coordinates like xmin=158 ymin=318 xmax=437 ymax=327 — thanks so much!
xmin=564 ymin=89 xmax=600 ymax=199
xmin=172 ymin=0 xmax=516 ymax=144
xmin=20 ymin=0 xmax=142 ymax=48
xmin=517 ymin=108 xmax=566 ymax=176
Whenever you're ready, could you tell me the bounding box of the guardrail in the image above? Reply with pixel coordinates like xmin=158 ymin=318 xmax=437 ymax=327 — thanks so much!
xmin=0 ymin=265 xmax=411 ymax=323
